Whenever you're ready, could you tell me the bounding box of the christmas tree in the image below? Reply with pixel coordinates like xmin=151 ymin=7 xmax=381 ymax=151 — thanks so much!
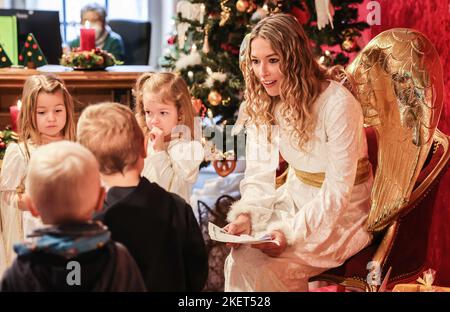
xmin=161 ymin=0 xmax=369 ymax=125
xmin=160 ymin=0 xmax=369 ymax=168
xmin=19 ymin=33 xmax=47 ymax=69
xmin=0 ymin=44 xmax=12 ymax=68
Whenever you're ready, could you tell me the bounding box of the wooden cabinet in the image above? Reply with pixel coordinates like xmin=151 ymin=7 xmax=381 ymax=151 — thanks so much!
xmin=0 ymin=68 xmax=148 ymax=129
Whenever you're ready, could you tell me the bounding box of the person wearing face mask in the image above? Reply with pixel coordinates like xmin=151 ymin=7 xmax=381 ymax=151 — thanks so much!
xmin=68 ymin=3 xmax=125 ymax=61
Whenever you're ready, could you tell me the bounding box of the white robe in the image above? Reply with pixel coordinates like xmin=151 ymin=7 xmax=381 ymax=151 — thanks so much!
xmin=142 ymin=138 xmax=204 ymax=203
xmin=0 ymin=142 xmax=43 ymax=278
xmin=225 ymin=81 xmax=373 ymax=291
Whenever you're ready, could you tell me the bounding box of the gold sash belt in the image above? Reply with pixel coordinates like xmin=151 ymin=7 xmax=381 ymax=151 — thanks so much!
xmin=294 ymin=157 xmax=371 ymax=188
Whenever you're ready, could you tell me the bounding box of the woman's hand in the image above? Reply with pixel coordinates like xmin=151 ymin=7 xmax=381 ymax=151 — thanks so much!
xmin=252 ymin=230 xmax=287 ymax=257
xmin=224 ymin=213 xmax=252 ymax=249
xmin=149 ymin=127 xmax=166 ymax=152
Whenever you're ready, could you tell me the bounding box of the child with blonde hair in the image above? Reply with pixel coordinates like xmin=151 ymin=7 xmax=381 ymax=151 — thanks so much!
xmin=0 ymin=74 xmax=75 ymax=275
xmin=77 ymin=102 xmax=207 ymax=291
xmin=0 ymin=141 xmax=145 ymax=291
xmin=134 ymin=72 xmax=204 ymax=203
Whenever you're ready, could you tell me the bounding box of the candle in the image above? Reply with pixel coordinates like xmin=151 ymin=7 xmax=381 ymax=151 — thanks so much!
xmin=80 ymin=22 xmax=95 ymax=51
xmin=200 ymin=4 xmax=205 ymax=24
xmin=9 ymin=100 xmax=21 ymax=132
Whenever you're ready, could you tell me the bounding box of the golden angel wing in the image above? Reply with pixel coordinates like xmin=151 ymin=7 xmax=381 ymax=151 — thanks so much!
xmin=347 ymin=28 xmax=444 ymax=232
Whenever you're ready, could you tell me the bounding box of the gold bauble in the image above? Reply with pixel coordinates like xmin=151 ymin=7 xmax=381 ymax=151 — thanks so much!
xmin=208 ymin=91 xmax=222 ymax=106
xmin=341 ymin=37 xmax=358 ymax=53
xmin=236 ymin=0 xmax=250 ymax=12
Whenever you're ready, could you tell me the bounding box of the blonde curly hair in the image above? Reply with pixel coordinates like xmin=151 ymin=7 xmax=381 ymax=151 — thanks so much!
xmin=134 ymin=72 xmax=195 ymax=140
xmin=242 ymin=13 xmax=353 ymax=150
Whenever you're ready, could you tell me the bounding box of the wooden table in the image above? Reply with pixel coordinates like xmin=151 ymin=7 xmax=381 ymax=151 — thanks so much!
xmin=0 ymin=67 xmax=149 ymax=129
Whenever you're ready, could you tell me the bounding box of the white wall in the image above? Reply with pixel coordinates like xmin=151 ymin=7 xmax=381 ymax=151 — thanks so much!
xmin=0 ymin=0 xmax=12 ymax=8
xmin=148 ymin=0 xmax=176 ymax=69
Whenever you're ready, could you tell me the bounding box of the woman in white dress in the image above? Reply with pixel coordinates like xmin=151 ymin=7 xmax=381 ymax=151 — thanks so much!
xmin=224 ymin=14 xmax=373 ymax=291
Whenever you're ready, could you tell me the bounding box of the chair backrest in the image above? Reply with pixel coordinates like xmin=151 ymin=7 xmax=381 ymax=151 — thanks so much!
xmin=109 ymin=19 xmax=151 ymax=65
xmin=382 ymin=129 xmax=450 ymax=287
xmin=309 ymin=129 xmax=450 ymax=291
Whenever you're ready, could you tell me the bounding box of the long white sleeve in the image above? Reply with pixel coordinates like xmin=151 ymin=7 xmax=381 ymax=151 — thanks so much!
xmin=142 ymin=139 xmax=204 ymax=203
xmin=290 ymin=96 xmax=367 ymax=254
xmin=227 ymin=125 xmax=279 ymax=233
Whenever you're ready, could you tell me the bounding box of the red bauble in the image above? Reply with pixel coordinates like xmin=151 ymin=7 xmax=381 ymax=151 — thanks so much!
xmin=32 ymin=44 xmax=38 ymax=49
xmin=167 ymin=35 xmax=176 ymax=45
xmin=18 ymin=54 xmax=23 ymax=61
xmin=291 ymin=5 xmax=310 ymax=24
xmin=24 ymin=42 xmax=30 ymax=48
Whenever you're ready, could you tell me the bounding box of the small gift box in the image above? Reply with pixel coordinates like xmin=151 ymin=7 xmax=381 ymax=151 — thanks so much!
xmin=392 ymin=269 xmax=450 ymax=292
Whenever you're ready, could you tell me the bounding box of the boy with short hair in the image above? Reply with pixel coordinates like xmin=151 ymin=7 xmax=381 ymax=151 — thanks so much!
xmin=0 ymin=141 xmax=146 ymax=291
xmin=77 ymin=102 xmax=208 ymax=291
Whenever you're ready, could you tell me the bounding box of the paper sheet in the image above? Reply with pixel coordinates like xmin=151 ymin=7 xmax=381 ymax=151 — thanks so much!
xmin=208 ymin=222 xmax=279 ymax=245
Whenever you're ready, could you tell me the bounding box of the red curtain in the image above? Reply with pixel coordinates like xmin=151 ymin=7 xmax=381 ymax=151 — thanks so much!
xmin=356 ymin=0 xmax=450 ymax=286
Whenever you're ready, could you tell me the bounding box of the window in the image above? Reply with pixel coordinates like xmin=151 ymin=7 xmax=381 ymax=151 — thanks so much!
xmin=12 ymin=0 xmax=149 ymax=44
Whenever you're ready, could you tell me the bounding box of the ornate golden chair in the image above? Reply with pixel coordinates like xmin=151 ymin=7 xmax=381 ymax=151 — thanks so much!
xmin=310 ymin=28 xmax=447 ymax=291
xmin=310 ymin=128 xmax=449 ymax=291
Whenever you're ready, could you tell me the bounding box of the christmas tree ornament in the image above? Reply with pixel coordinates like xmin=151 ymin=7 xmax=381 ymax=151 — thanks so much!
xmin=19 ymin=33 xmax=47 ymax=69
xmin=315 ymin=0 xmax=335 ymax=30
xmin=291 ymin=3 xmax=310 ymax=24
xmin=0 ymin=45 xmax=13 ymax=68
xmin=187 ymin=71 xmax=194 ymax=82
xmin=236 ymin=0 xmax=250 ymax=12
xmin=167 ymin=35 xmax=177 ymax=45
xmin=208 ymin=90 xmax=222 ymax=106
xmin=202 ymin=25 xmax=210 ymax=54
xmin=222 ymin=97 xmax=231 ymax=107
xmin=176 ymin=23 xmax=189 ymax=49
xmin=199 ymin=3 xmax=206 ymax=24
xmin=177 ymin=1 xmax=206 ymax=22
xmin=213 ymin=159 xmax=237 ymax=177
xmin=220 ymin=0 xmax=231 ymax=26
xmin=246 ymin=1 xmax=257 ymax=13
xmin=341 ymin=37 xmax=358 ymax=53
xmin=191 ymin=97 xmax=204 ymax=115
xmin=318 ymin=50 xmax=333 ymax=67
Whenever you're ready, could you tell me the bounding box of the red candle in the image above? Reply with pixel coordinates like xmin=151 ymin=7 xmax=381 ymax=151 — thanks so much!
xmin=9 ymin=103 xmax=20 ymax=132
xmin=80 ymin=28 xmax=95 ymax=51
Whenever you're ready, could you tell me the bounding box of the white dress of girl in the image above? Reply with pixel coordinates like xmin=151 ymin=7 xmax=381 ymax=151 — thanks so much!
xmin=0 ymin=142 xmax=43 ymax=277
xmin=142 ymin=138 xmax=204 ymax=203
